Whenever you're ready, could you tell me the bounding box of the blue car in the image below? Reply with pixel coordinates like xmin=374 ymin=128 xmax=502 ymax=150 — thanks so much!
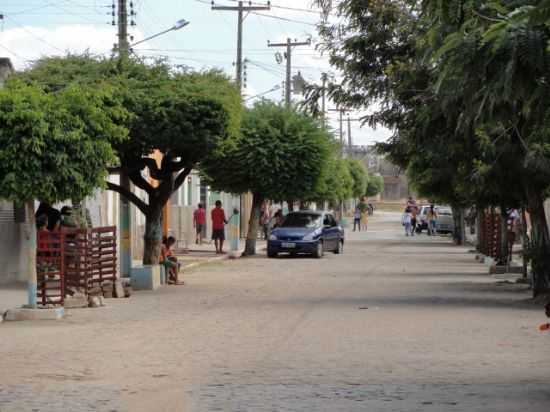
xmin=267 ymin=211 xmax=345 ymax=258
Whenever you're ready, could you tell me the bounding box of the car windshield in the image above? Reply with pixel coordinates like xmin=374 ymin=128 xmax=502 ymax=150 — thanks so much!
xmin=281 ymin=213 xmax=322 ymax=228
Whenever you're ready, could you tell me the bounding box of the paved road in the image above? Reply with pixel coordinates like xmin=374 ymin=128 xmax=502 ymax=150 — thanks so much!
xmin=1 ymin=212 xmax=549 ymax=411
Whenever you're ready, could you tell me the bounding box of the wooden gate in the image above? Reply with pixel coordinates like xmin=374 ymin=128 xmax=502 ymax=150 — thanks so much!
xmin=36 ymin=231 xmax=64 ymax=306
xmin=64 ymin=226 xmax=117 ymax=295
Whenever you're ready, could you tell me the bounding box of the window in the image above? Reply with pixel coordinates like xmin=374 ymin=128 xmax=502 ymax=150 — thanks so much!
xmin=0 ymin=200 xmax=15 ymax=223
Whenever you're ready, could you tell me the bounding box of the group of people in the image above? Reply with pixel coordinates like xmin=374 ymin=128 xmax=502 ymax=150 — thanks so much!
xmin=353 ymin=198 xmax=371 ymax=232
xmin=402 ymin=197 xmax=438 ymax=237
xmin=193 ymin=200 xmax=231 ymax=254
xmin=35 ymin=202 xmax=92 ymax=245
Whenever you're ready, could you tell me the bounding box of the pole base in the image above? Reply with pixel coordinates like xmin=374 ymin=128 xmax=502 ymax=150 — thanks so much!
xmin=3 ymin=306 xmax=65 ymax=322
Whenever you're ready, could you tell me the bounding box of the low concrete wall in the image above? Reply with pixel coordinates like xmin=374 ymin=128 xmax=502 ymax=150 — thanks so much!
xmin=0 ymin=222 xmax=26 ymax=284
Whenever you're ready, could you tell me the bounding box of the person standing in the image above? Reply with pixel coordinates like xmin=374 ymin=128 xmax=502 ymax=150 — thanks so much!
xmin=260 ymin=202 xmax=271 ymax=239
xmin=211 ymin=200 xmax=228 ymax=254
xmin=193 ymin=203 xmax=206 ymax=245
xmin=353 ymin=206 xmax=361 ymax=232
xmin=427 ymin=205 xmax=438 ymax=236
xmin=402 ymin=207 xmax=413 ymax=236
xmin=410 ymin=205 xmax=418 ymax=236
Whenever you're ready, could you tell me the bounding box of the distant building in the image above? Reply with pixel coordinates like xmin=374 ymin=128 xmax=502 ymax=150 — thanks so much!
xmin=348 ymin=145 xmax=414 ymax=202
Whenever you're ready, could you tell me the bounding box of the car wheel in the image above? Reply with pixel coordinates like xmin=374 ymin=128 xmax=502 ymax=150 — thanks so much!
xmin=334 ymin=240 xmax=343 ymax=254
xmin=267 ymin=250 xmax=278 ymax=258
xmin=313 ymin=241 xmax=324 ymax=258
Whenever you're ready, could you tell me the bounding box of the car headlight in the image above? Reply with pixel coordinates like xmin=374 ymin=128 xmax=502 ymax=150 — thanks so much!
xmin=269 ymin=234 xmax=278 ymax=241
xmin=303 ymin=228 xmax=322 ymax=241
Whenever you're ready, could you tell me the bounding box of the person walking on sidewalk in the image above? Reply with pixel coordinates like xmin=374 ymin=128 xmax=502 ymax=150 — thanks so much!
xmin=410 ymin=205 xmax=418 ymax=236
xmin=193 ymin=203 xmax=206 ymax=245
xmin=211 ymin=200 xmax=228 ymax=254
xmin=427 ymin=205 xmax=438 ymax=236
xmin=353 ymin=206 xmax=361 ymax=232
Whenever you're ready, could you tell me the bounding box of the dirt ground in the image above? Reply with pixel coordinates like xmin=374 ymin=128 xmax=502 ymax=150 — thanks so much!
xmin=1 ymin=212 xmax=549 ymax=411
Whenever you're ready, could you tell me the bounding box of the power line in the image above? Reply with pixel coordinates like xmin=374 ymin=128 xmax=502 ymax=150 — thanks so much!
xmin=251 ymin=12 xmax=317 ymax=26
xmin=3 ymin=15 xmax=65 ymax=53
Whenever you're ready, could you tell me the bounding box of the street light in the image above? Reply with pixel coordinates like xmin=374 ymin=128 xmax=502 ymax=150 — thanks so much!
xmin=130 ymin=19 xmax=190 ymax=48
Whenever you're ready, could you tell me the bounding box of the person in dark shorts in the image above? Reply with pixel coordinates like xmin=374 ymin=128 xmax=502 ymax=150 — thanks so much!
xmin=211 ymin=200 xmax=228 ymax=254
xmin=193 ymin=203 xmax=206 ymax=245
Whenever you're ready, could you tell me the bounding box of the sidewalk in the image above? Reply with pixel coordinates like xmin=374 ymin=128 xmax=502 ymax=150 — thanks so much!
xmin=175 ymin=238 xmax=267 ymax=269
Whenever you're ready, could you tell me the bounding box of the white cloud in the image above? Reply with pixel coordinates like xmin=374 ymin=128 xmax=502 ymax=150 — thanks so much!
xmin=0 ymin=25 xmax=131 ymax=69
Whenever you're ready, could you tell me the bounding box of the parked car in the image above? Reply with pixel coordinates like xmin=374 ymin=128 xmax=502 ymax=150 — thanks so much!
xmin=435 ymin=207 xmax=454 ymax=234
xmin=267 ymin=210 xmax=344 ymax=258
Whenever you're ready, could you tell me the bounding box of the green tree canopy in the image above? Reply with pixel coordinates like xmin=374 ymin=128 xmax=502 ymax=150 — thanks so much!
xmin=0 ymin=81 xmax=126 ymax=203
xmin=346 ymin=159 xmax=369 ymax=199
xmin=201 ymin=100 xmax=332 ymax=255
xmin=365 ymin=174 xmax=384 ymax=198
xmin=14 ymin=55 xmax=242 ymax=264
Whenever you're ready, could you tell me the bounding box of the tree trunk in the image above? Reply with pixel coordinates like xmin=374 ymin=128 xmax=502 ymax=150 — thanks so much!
xmin=23 ymin=200 xmax=37 ymax=307
xmin=525 ymin=190 xmax=550 ymax=297
xmin=521 ymin=208 xmax=529 ymax=279
xmin=243 ymin=193 xmax=264 ymax=256
xmin=143 ymin=206 xmax=163 ymax=265
xmin=451 ymin=206 xmax=465 ymax=245
xmin=287 ymin=200 xmax=294 ymax=212
xmin=476 ymin=208 xmax=483 ymax=253
xmin=498 ymin=207 xmax=509 ymax=266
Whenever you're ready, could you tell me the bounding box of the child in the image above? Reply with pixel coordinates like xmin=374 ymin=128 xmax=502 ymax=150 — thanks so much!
xmin=160 ymin=236 xmax=183 ymax=285
xmin=402 ymin=207 xmax=412 ymax=236
xmin=193 ymin=203 xmax=206 ymax=245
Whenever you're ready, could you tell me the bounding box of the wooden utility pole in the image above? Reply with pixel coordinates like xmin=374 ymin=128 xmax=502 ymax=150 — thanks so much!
xmin=212 ymin=1 xmax=271 ymax=93
xmin=268 ymin=38 xmax=311 ymax=106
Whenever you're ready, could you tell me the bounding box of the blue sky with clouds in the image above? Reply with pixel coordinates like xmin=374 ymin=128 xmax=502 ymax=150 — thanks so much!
xmin=0 ymin=0 xmax=391 ymax=145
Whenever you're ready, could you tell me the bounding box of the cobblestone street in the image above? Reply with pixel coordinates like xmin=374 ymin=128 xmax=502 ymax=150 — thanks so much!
xmin=1 ymin=213 xmax=549 ymax=411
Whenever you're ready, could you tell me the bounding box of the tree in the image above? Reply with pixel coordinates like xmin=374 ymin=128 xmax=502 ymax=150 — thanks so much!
xmin=201 ymin=101 xmax=332 ymax=256
xmin=366 ymin=175 xmax=384 ymax=198
xmin=0 ymin=81 xmax=127 ymax=305
xmin=346 ymin=159 xmax=368 ymax=199
xmin=14 ymin=56 xmax=242 ymax=264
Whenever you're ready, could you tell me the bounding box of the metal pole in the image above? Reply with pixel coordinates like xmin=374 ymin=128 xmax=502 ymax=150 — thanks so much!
xmin=347 ymin=115 xmax=352 ymax=155
xmin=321 ymin=73 xmax=327 ymax=125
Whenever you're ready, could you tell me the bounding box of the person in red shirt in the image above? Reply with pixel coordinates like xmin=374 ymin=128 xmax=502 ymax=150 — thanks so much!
xmin=193 ymin=203 xmax=206 ymax=245
xmin=211 ymin=200 xmax=227 ymax=254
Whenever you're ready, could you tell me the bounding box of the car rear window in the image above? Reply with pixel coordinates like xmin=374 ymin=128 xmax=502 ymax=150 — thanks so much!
xmin=437 ymin=208 xmax=452 ymax=215
xmin=282 ymin=213 xmax=322 ymax=228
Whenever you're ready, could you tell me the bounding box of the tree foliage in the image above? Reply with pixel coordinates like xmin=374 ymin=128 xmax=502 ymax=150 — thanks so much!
xmin=14 ymin=55 xmax=241 ymax=264
xmin=311 ymin=0 xmax=550 ymax=294
xmin=201 ymin=100 xmax=332 ymax=255
xmin=366 ymin=174 xmax=384 ymax=198
xmin=0 ymin=81 xmax=126 ymax=203
xmin=346 ymin=159 xmax=369 ymax=199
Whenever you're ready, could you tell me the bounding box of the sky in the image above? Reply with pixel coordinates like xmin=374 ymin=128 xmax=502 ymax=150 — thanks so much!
xmin=0 ymin=0 xmax=391 ymax=146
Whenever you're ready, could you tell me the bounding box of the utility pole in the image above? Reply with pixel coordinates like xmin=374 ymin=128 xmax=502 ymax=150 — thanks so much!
xmin=268 ymin=38 xmax=311 ymax=106
xmin=328 ymin=108 xmax=347 ymax=157
xmin=321 ymin=73 xmax=328 ymax=125
xmin=117 ymin=0 xmax=129 ymax=58
xmin=116 ymin=0 xmax=132 ymax=277
xmin=347 ymin=115 xmax=352 ymax=154
xmin=212 ymin=1 xmax=271 ymax=93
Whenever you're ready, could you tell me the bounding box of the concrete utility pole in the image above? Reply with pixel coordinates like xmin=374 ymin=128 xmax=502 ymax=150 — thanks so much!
xmin=268 ymin=38 xmax=311 ymax=106
xmin=212 ymin=1 xmax=271 ymax=93
xmin=328 ymin=108 xmax=347 ymax=157
xmin=117 ymin=0 xmax=129 ymax=58
xmin=347 ymin=115 xmax=352 ymax=154
xmin=321 ymin=72 xmax=328 ymax=125
xmin=117 ymin=0 xmax=132 ymax=277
